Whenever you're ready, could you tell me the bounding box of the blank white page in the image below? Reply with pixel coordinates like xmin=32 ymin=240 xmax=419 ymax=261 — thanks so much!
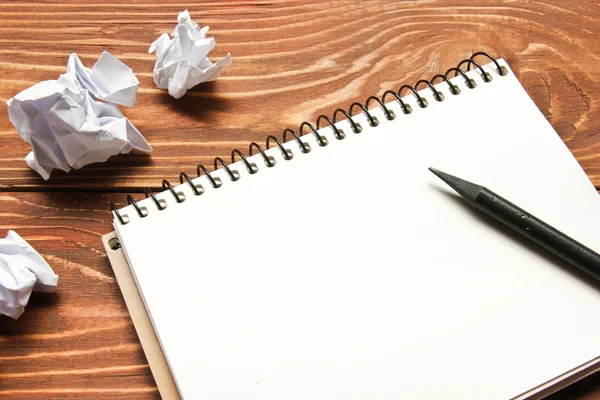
xmin=114 ymin=59 xmax=600 ymax=400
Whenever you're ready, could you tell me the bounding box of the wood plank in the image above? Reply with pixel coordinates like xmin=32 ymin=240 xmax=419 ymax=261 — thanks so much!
xmin=0 ymin=0 xmax=598 ymax=190
xmin=0 ymin=193 xmax=158 ymax=400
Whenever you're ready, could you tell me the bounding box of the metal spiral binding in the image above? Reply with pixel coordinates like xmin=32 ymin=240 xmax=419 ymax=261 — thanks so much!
xmin=110 ymin=52 xmax=507 ymax=225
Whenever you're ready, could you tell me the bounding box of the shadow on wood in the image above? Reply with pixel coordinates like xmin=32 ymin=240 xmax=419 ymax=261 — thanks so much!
xmin=158 ymin=81 xmax=230 ymax=119
xmin=12 ymin=153 xmax=156 ymax=192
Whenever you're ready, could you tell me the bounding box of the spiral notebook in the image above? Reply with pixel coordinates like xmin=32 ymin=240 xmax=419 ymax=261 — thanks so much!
xmin=104 ymin=53 xmax=600 ymax=400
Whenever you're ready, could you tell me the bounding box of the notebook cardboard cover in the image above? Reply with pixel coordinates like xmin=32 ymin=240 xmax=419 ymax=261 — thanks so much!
xmin=101 ymin=232 xmax=600 ymax=400
xmin=102 ymin=232 xmax=181 ymax=400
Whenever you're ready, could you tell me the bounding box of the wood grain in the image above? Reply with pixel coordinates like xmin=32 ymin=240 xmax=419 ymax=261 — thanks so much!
xmin=0 ymin=1 xmax=599 ymax=399
xmin=0 ymin=193 xmax=159 ymax=399
xmin=0 ymin=0 xmax=599 ymax=191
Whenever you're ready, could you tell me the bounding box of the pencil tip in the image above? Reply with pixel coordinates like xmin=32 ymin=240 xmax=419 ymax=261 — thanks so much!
xmin=428 ymin=167 xmax=442 ymax=176
xmin=428 ymin=167 xmax=483 ymax=202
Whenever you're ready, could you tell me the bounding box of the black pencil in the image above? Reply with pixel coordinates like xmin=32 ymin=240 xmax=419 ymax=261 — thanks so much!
xmin=429 ymin=167 xmax=600 ymax=282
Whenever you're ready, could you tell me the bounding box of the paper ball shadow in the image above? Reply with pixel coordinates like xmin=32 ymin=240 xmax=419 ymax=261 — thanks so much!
xmin=25 ymin=291 xmax=61 ymax=309
xmin=0 ymin=292 xmax=60 ymax=333
xmin=158 ymin=81 xmax=229 ymax=118
xmin=26 ymin=152 xmax=155 ymax=189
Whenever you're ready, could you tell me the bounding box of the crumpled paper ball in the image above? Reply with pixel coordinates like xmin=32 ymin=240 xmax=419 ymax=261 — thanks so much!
xmin=7 ymin=51 xmax=152 ymax=180
xmin=149 ymin=10 xmax=232 ymax=99
xmin=0 ymin=230 xmax=58 ymax=319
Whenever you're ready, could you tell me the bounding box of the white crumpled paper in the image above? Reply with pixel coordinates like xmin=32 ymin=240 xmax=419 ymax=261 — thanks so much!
xmin=7 ymin=51 xmax=152 ymax=180
xmin=0 ymin=231 xmax=58 ymax=319
xmin=149 ymin=10 xmax=232 ymax=99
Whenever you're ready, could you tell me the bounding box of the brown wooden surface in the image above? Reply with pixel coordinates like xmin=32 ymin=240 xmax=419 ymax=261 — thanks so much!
xmin=0 ymin=1 xmax=599 ymax=399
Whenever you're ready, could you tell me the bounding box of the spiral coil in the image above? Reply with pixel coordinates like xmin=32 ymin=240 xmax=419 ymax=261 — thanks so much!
xmin=111 ymin=52 xmax=507 ymax=225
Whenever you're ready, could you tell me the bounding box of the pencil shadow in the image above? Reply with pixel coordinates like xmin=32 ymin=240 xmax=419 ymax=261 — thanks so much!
xmin=430 ymin=185 xmax=600 ymax=292
xmin=158 ymin=81 xmax=229 ymax=119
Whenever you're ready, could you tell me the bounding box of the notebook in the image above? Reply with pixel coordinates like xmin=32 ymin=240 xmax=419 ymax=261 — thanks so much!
xmin=105 ymin=53 xmax=600 ymax=400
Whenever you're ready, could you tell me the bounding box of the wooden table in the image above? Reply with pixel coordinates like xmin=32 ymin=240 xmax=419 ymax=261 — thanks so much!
xmin=0 ymin=1 xmax=599 ymax=398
